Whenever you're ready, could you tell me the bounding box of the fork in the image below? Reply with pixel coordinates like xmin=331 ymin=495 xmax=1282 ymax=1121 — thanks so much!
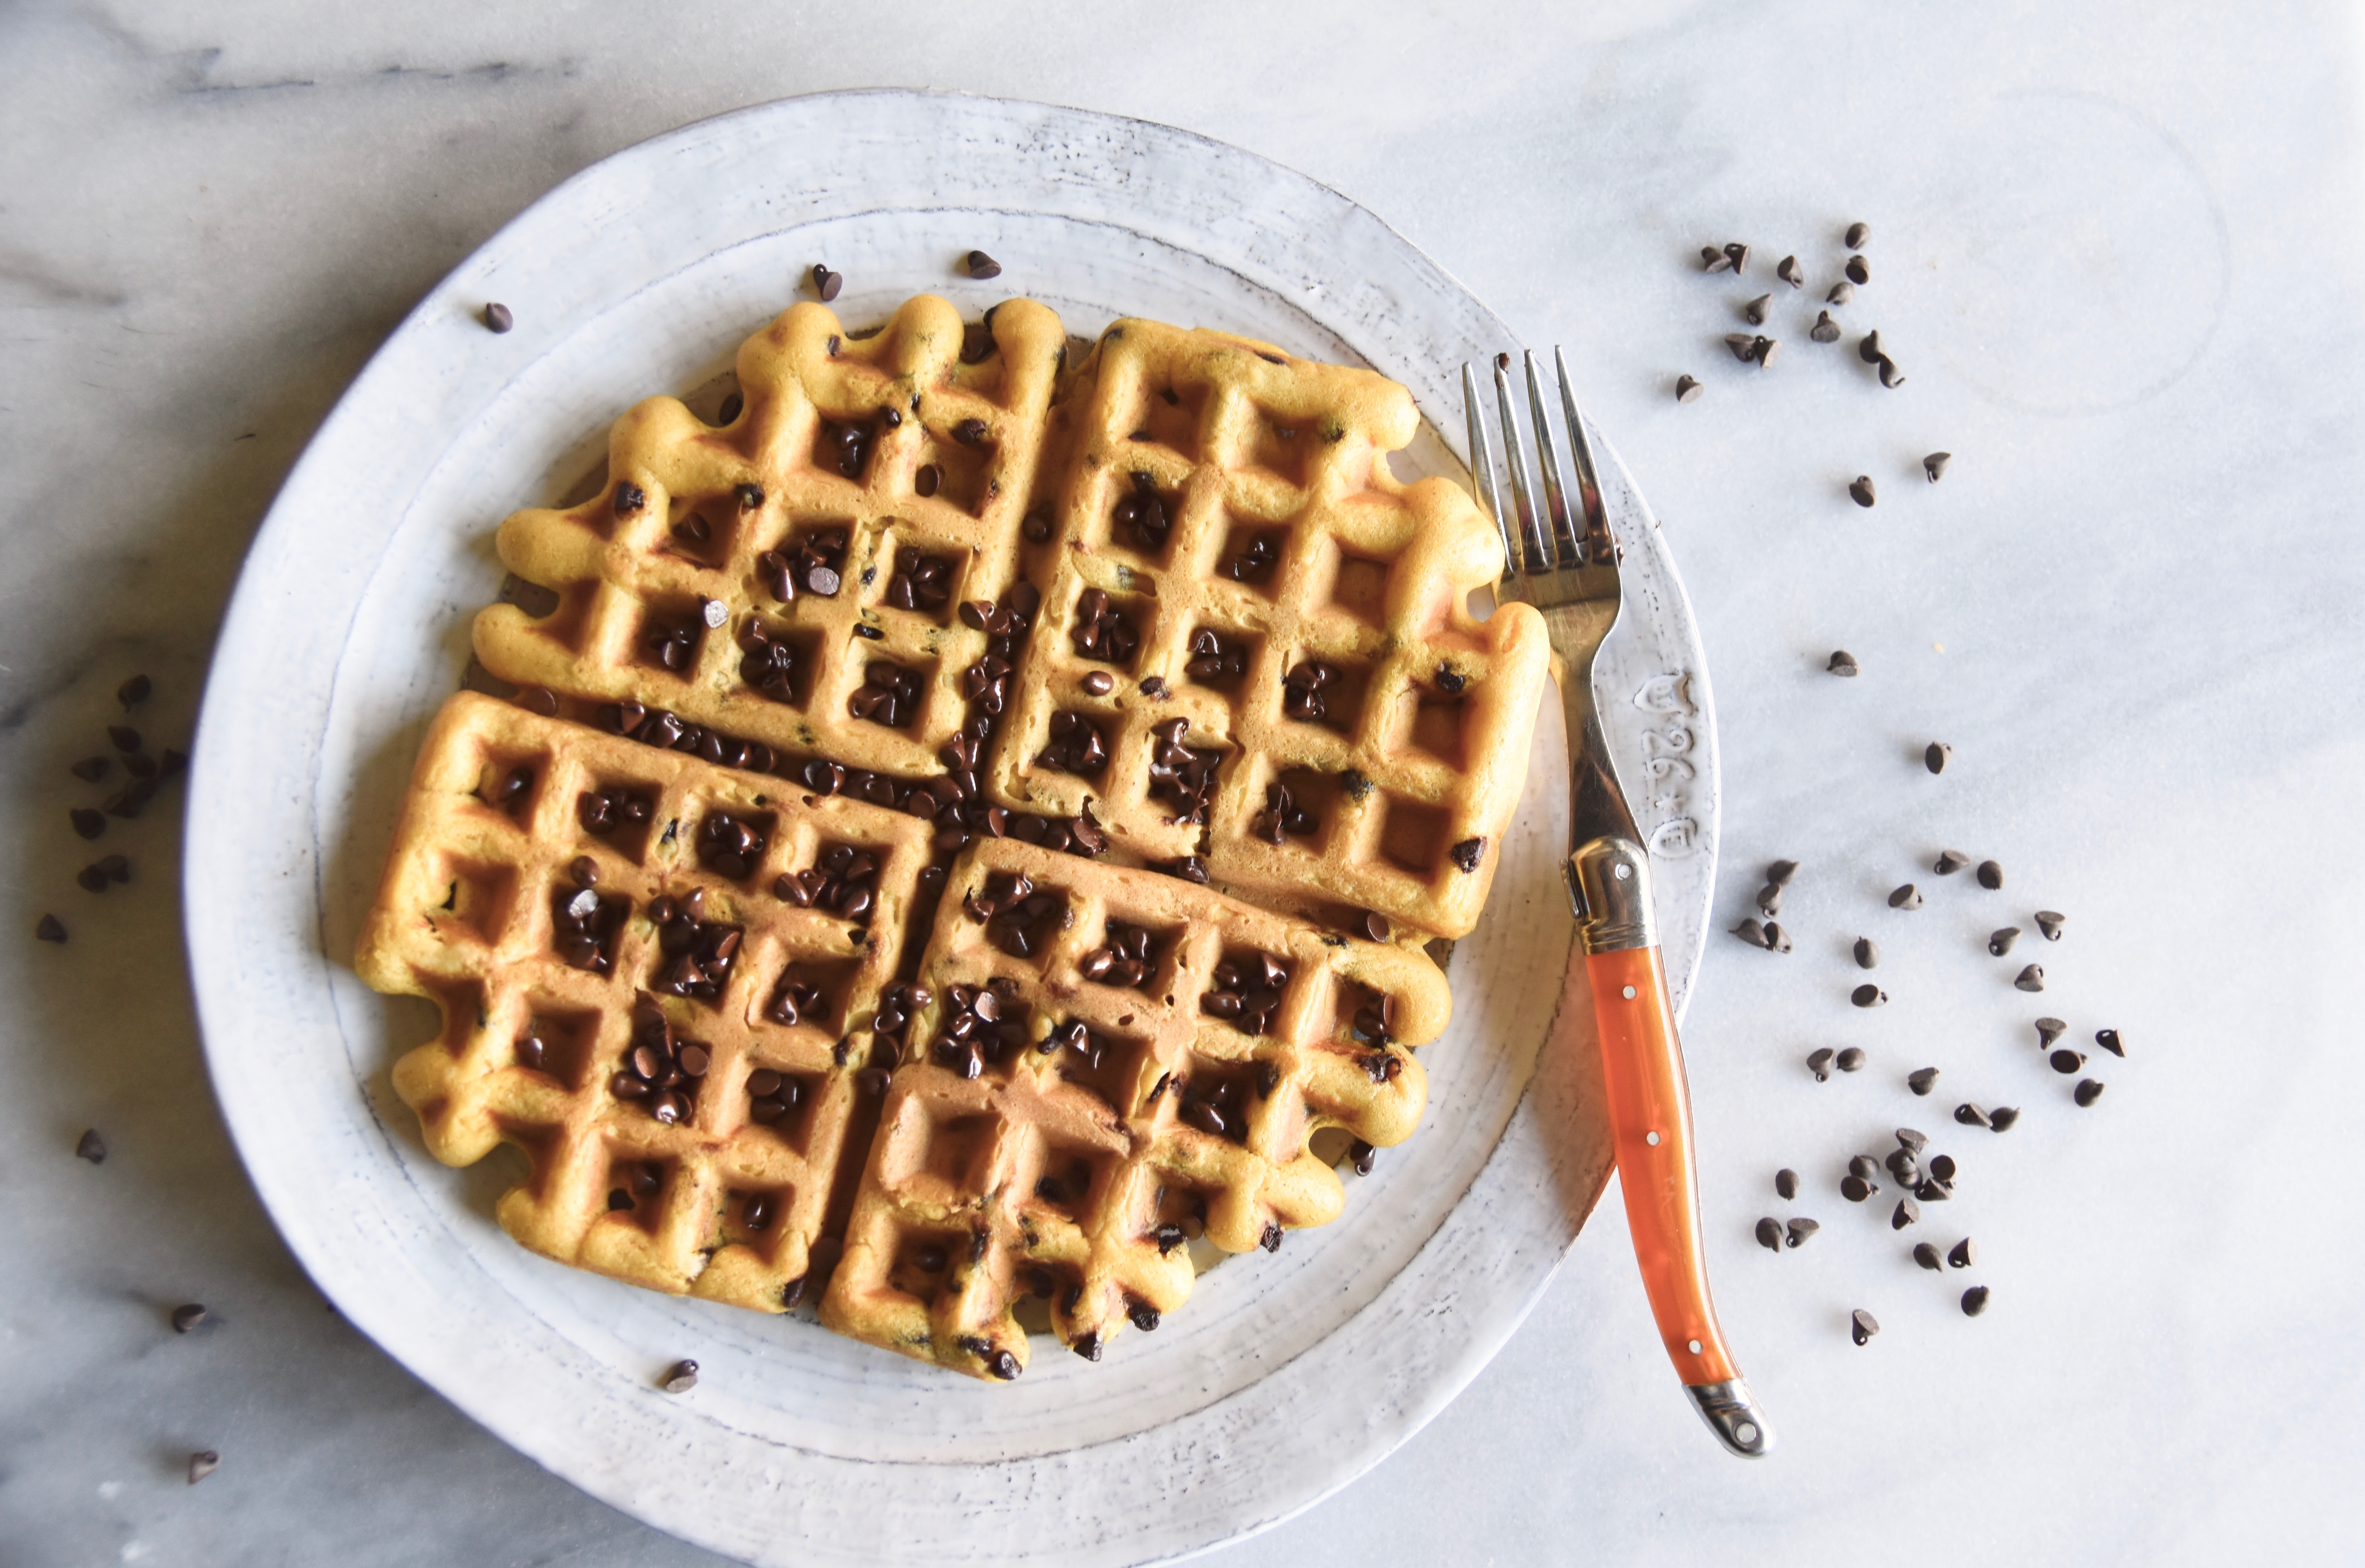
xmin=1463 ymin=348 xmax=1772 ymax=1459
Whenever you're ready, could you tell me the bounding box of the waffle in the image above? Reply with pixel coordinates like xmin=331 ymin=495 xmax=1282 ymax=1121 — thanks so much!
xmin=472 ymin=294 xmax=1068 ymax=780
xmin=360 ymin=292 xmax=1551 ymax=1379
xmin=990 ymin=318 xmax=1549 ymax=939
xmin=818 ymin=834 xmax=1448 ymax=1376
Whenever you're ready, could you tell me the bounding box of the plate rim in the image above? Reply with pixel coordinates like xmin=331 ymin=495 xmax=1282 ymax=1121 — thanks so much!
xmin=183 ymin=87 xmax=1718 ymax=1566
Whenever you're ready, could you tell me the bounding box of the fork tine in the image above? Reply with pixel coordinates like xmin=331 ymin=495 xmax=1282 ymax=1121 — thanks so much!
xmin=1552 ymin=346 xmax=1610 ymax=561
xmin=1461 ymin=362 xmax=1516 ymax=581
xmin=1491 ymin=355 xmax=1551 ymax=573
xmin=1523 ymin=350 xmax=1582 ymax=570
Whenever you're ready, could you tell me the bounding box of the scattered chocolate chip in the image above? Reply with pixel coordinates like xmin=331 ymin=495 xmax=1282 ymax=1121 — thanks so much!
xmin=1701 ymin=246 xmax=1732 ymax=273
xmin=1925 ymin=742 xmax=1951 ymax=774
xmin=1892 ymin=1197 xmax=1921 ymax=1229
xmin=1785 ymin=1218 xmax=1819 ymax=1248
xmin=964 ymin=250 xmax=1002 ymax=280
xmin=1775 ymin=1167 xmax=1799 ymax=1200
xmin=75 ymin=1128 xmax=105 ymax=1163
xmin=1755 ymin=1217 xmax=1785 ymax=1253
xmin=1989 ymin=928 xmax=2020 ymax=956
xmin=1961 ymin=1285 xmax=1991 ymax=1317
xmin=188 ymin=1450 xmax=220 ymax=1485
xmin=1851 ymin=1308 xmax=1880 ymax=1345
xmin=1854 ymin=937 xmax=1879 ymax=969
xmin=1754 ymin=336 xmax=1781 ymax=368
xmin=70 ymin=756 xmax=110 ymax=782
xmin=1908 ymin=1066 xmax=1940 ymax=1096
xmin=2035 ymin=911 xmax=2066 ymax=941
xmin=1954 ymin=1103 xmax=1991 ymax=1129
xmin=1725 ymin=332 xmax=1760 ymax=363
xmin=1849 ymin=475 xmax=1876 ymax=508
xmin=1914 ymin=1241 xmax=1945 ymax=1271
xmin=1810 ymin=310 xmax=1842 ymax=342
xmin=1987 ymin=1107 xmax=2019 ymax=1131
xmin=2014 ymin=965 xmax=2046 ymax=993
xmin=1934 ymin=850 xmax=1969 ymax=875
xmin=661 ymin=1359 xmax=700 ymax=1393
xmin=1947 ymin=1237 xmax=1976 ymax=1269
xmin=2035 ymin=1017 xmax=2067 ymax=1048
xmin=1755 ymin=883 xmax=1782 ymax=917
xmin=1927 ymin=1153 xmax=1954 ymax=1180
xmin=1845 ymin=221 xmax=1871 ymax=249
xmin=108 ymin=725 xmax=141 ymax=754
xmin=1731 ymin=918 xmax=1770 ymax=949
xmin=71 ymin=808 xmax=105 ymax=840
xmin=1915 ymin=1177 xmax=1952 ymax=1201
xmin=172 ymin=1303 xmax=208 ymax=1333
xmin=1765 ymin=859 xmax=1798 ymax=886
xmin=1449 ymin=837 xmax=1485 ymax=873
xmin=1858 ymin=330 xmax=1885 ymax=364
xmin=1764 ymin=921 xmax=1793 ymax=952
xmin=1877 ymin=355 xmax=1907 ymax=389
xmin=1827 ymin=649 xmax=1859 ymax=676
xmin=1777 ymin=254 xmax=1804 ymax=287
xmin=1841 ymin=1174 xmax=1876 ymax=1203
xmin=1827 ymin=280 xmax=1855 ymax=306
xmin=1744 ymin=293 xmax=1772 ymax=325
xmin=2050 ymin=1048 xmax=2085 ymax=1075
xmin=811 ymin=264 xmax=843 ymax=301
xmin=482 ymin=303 xmax=513 ymax=334
xmin=1848 ymin=1155 xmax=1881 ymax=1182
xmin=36 ymin=914 xmax=67 ymax=943
xmin=1807 ymin=1048 xmax=1835 ymax=1081
xmin=1976 ymin=859 xmax=2004 ymax=889
xmin=1675 ymin=374 xmax=1704 ymax=403
xmin=117 ymin=674 xmax=153 ymax=710
xmin=1846 ymin=254 xmax=1871 ymax=285
xmin=1885 ymin=1147 xmax=1920 ymax=1184
xmin=1924 ymin=452 xmax=1951 ymax=483
xmin=1850 ymin=984 xmax=1886 ymax=1009
xmin=2074 ymin=1078 xmax=2106 ymax=1107
xmin=2095 ymin=1028 xmax=2125 ymax=1058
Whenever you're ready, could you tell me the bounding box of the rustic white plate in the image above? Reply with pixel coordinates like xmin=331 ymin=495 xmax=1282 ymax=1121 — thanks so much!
xmin=185 ymin=91 xmax=1719 ymax=1566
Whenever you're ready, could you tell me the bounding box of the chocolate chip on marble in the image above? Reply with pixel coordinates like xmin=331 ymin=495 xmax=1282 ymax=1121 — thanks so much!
xmin=75 ymin=1128 xmax=106 ymax=1163
xmin=1807 ymin=1048 xmax=1835 ymax=1081
xmin=1701 ymin=246 xmax=1733 ymax=273
xmin=482 ymin=303 xmax=513 ymax=334
xmin=188 ymin=1450 xmax=221 ymax=1485
xmin=1858 ymin=329 xmax=1885 ymax=364
xmin=1827 ymin=648 xmax=1859 ymax=675
xmin=2048 ymin=1047 xmax=2087 ymax=1076
xmin=1914 ymin=1242 xmax=1944 ymax=1271
xmin=2014 ymin=965 xmax=2046 ymax=993
xmin=2074 ymin=1078 xmax=2106 ymax=1107
xmin=1925 ymin=741 xmax=1951 ymax=774
xmin=1775 ymin=1168 xmax=1799 ymax=1200
xmin=1726 ymin=332 xmax=1761 ymax=363
xmin=1849 ymin=1154 xmax=1881 ymax=1182
xmin=964 ymin=250 xmax=1003 ymax=280
xmin=1934 ymin=850 xmax=1969 ymax=875
xmin=1676 ymin=375 xmax=1704 ymax=403
xmin=2095 ymin=1028 xmax=2126 ymax=1058
xmin=1854 ymin=937 xmax=1879 ymax=969
xmin=36 ymin=914 xmax=68 ymax=943
xmin=2035 ymin=910 xmax=2066 ymax=941
xmin=1849 ymin=476 xmax=1876 ymax=508
xmin=1947 ymin=1236 xmax=1977 ymax=1269
xmin=811 ymin=264 xmax=844 ymax=301
xmin=1907 ymin=1066 xmax=1940 ymax=1096
xmin=1850 ymin=984 xmax=1886 ymax=1009
xmin=1851 ymin=1309 xmax=1880 ymax=1346
xmin=172 ymin=1303 xmax=209 ymax=1333
xmin=1961 ymin=1285 xmax=1991 ymax=1317
xmin=1989 ymin=927 xmax=2020 ymax=956
xmin=1756 ymin=1217 xmax=1785 ymax=1253
xmin=1878 ymin=355 xmax=1908 ymax=389
xmin=1785 ymin=1218 xmax=1820 ymax=1248
xmin=1924 ymin=452 xmax=1951 ymax=483
xmin=1916 ymin=1177 xmax=1953 ymax=1201
xmin=661 ymin=1359 xmax=700 ymax=1393
xmin=1725 ymin=242 xmax=1751 ymax=274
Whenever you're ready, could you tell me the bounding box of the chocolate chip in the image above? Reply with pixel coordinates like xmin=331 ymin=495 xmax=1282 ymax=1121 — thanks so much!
xmin=117 ymin=674 xmax=153 ymax=710
xmin=1742 ymin=293 xmax=1772 ymax=325
xmin=1954 ymin=1102 xmax=1991 ymax=1129
xmin=2074 ymin=1078 xmax=2105 ymax=1107
xmin=1885 ymin=1147 xmax=1920 ymax=1183
xmin=1675 ymin=375 xmax=1704 ymax=403
xmin=1848 ymin=476 xmax=1876 ymax=508
xmin=2048 ymin=1047 xmax=2085 ymax=1075
xmin=1764 ymin=921 xmax=1793 ymax=952
xmin=1724 ymin=332 xmax=1759 ymax=363
xmin=171 ymin=1303 xmax=209 ymax=1333
xmin=1975 ymin=859 xmax=2003 ymax=890
xmin=1785 ymin=1218 xmax=1819 ymax=1248
xmin=1701 ymin=246 xmax=1732 ymax=273
xmin=1987 ymin=1107 xmax=2019 ymax=1131
xmin=1845 ymin=221 xmax=1871 ymax=249
xmin=615 ymin=482 xmax=645 ymax=516
xmin=1851 ymin=1309 xmax=1879 ymax=1346
xmin=1753 ymin=336 xmax=1781 ymax=367
xmin=1925 ymin=741 xmax=1951 ymax=774
xmin=1924 ymin=452 xmax=1951 ymax=483
xmin=70 ymin=756 xmax=110 ymax=782
xmin=2095 ymin=1028 xmax=2125 ymax=1058
xmin=1128 ymin=1299 xmax=1160 ymax=1332
xmin=1082 ymin=670 xmax=1113 ymax=696
xmin=1947 ymin=1237 xmax=1976 ymax=1269
xmin=1895 ymin=1127 xmax=1928 ymax=1153
xmin=482 ymin=302 xmax=513 ymax=333
xmin=188 ymin=1450 xmax=221 ymax=1485
xmin=1725 ymin=242 xmax=1751 ymax=274
xmin=1850 ymin=984 xmax=1886 ymax=1009
xmin=1810 ymin=310 xmax=1842 ymax=343
xmin=1775 ymin=1168 xmax=1799 ymax=1200
xmin=2031 ymin=1019 xmax=2066 ymax=1050
xmin=1837 ymin=1046 xmax=1867 ymax=1072
xmin=1846 ymin=255 xmax=1871 ymax=285
xmin=1934 ymin=850 xmax=1969 ymax=875
xmin=1892 ymin=1197 xmax=1920 ymax=1229
xmin=1807 ymin=1048 xmax=1835 ymax=1081
xmin=1755 ymin=883 xmax=1782 ymax=917
xmin=75 ymin=1128 xmax=106 ymax=1163
xmin=1827 ymin=280 xmax=1855 ymax=305
xmin=2014 ymin=965 xmax=2046 ymax=993
xmin=1858 ymin=329 xmax=1884 ymax=364
xmin=1914 ymin=1242 xmax=1944 ymax=1271
xmin=1841 ymin=1174 xmax=1875 ymax=1202
xmin=108 ymin=725 xmax=141 ymax=754
xmin=1878 ymin=355 xmax=1907 ymax=388
xmin=1766 ymin=859 xmax=1798 ymax=886
xmin=1731 ymin=918 xmax=1770 ymax=949
xmin=661 ymin=1359 xmax=700 ymax=1393
xmin=2035 ymin=911 xmax=2065 ymax=941
xmin=1907 ymin=1066 xmax=1940 ymax=1096
xmin=36 ymin=913 xmax=67 ymax=943
xmin=1449 ymin=837 xmax=1485 ymax=873
xmin=964 ymin=250 xmax=1002 ymax=280
xmin=1989 ymin=928 xmax=2020 ymax=956
xmin=1854 ymin=937 xmax=1879 ymax=969
xmin=1961 ymin=1285 xmax=1991 ymax=1317
xmin=71 ymin=808 xmax=104 ymax=840
xmin=1776 ymin=254 xmax=1804 ymax=287
xmin=1849 ymin=1154 xmax=1881 ymax=1182
xmin=1755 ymin=1217 xmax=1784 ymax=1253
xmin=811 ymin=264 xmax=843 ymax=301
xmin=1826 ymin=648 xmax=1859 ymax=675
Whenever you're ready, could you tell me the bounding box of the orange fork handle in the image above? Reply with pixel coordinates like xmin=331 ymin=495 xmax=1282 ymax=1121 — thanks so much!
xmin=1586 ymin=943 xmax=1739 ymax=1387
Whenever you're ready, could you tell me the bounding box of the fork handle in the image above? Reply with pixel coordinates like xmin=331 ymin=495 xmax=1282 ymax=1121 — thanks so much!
xmin=1574 ymin=838 xmax=1774 ymax=1458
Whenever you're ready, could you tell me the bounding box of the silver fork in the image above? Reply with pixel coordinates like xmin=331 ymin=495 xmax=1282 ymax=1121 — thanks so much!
xmin=1463 ymin=348 xmax=1772 ymax=1459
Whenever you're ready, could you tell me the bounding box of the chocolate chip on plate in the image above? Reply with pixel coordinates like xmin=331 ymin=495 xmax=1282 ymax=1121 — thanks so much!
xmin=1947 ymin=1237 xmax=1976 ymax=1269
xmin=1826 ymin=648 xmax=1859 ymax=675
xmin=1775 ymin=1167 xmax=1799 ymax=1200
xmin=1977 ymin=859 xmax=2005 ymax=890
xmin=1854 ymin=937 xmax=1879 ymax=969
xmin=2014 ymin=965 xmax=2046 ymax=992
xmin=1907 ymin=1066 xmax=1940 ymax=1096
xmin=1889 ymin=884 xmax=1923 ymax=910
xmin=1914 ymin=1242 xmax=1943 ymax=1271
xmin=2095 ymin=1028 xmax=2126 ymax=1058
xmin=2035 ymin=1017 xmax=2067 ymax=1048
xmin=1756 ymin=1217 xmax=1785 ymax=1253
xmin=662 ymin=1359 xmax=701 ymax=1393
xmin=1961 ymin=1285 xmax=1992 ymax=1317
xmin=1785 ymin=1217 xmax=1819 ymax=1248
xmin=1836 ymin=1046 xmax=1867 ymax=1071
xmin=2074 ymin=1079 xmax=2106 ymax=1107
xmin=482 ymin=303 xmax=513 ymax=334
xmin=1851 ymin=1308 xmax=1880 ymax=1346
xmin=964 ymin=250 xmax=1003 ymax=280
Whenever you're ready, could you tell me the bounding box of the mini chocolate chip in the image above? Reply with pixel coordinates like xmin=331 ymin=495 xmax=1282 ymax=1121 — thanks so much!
xmin=108 ymin=725 xmax=141 ymax=754
xmin=1766 ymin=859 xmax=1798 ymax=886
xmin=2035 ymin=910 xmax=2066 ymax=941
xmin=1675 ymin=374 xmax=1704 ymax=403
xmin=614 ymin=482 xmax=645 ymax=516
xmin=1924 ymin=451 xmax=1951 ymax=483
xmin=1934 ymin=850 xmax=1970 ymax=874
xmin=1976 ymin=859 xmax=2003 ymax=889
xmin=1851 ymin=1309 xmax=1879 ymax=1346
xmin=117 ymin=674 xmax=152 ymax=710
xmin=1892 ymin=1197 xmax=1921 ymax=1229
xmin=1846 ymin=254 xmax=1871 ymax=285
xmin=1725 ymin=242 xmax=1751 ymax=274
xmin=1987 ymin=1107 xmax=2020 ymax=1132
xmin=1889 ymin=883 xmax=1922 ymax=909
xmin=1807 ymin=1048 xmax=1835 ymax=1081
xmin=482 ymin=302 xmax=513 ymax=334
xmin=811 ymin=264 xmax=843 ymax=301
xmin=1927 ymin=1153 xmax=1954 ymax=1180
xmin=1701 ymin=246 xmax=1732 ymax=273
xmin=1755 ymin=1217 xmax=1784 ymax=1253
xmin=964 ymin=250 xmax=1002 ymax=279
xmin=76 ymin=1128 xmax=106 ymax=1163
xmin=2074 ymin=1078 xmax=2106 ymax=1107
xmin=1755 ymin=883 xmax=1782 ymax=916
xmin=1925 ymin=741 xmax=1951 ymax=774
xmin=1961 ymin=1285 xmax=1991 ymax=1317
xmin=1826 ymin=648 xmax=1859 ymax=675
xmin=1842 ymin=1175 xmax=1879 ymax=1205
xmin=188 ymin=1450 xmax=220 ymax=1485
xmin=1845 ymin=221 xmax=1871 ymax=249
xmin=1785 ymin=1218 xmax=1819 ymax=1248
xmin=1764 ymin=921 xmax=1793 ymax=952
xmin=1777 ymin=254 xmax=1804 ymax=286
xmin=70 ymin=756 xmax=110 ymax=782
xmin=1954 ymin=1102 xmax=1992 ymax=1129
xmin=172 ymin=1303 xmax=209 ymax=1333
xmin=1775 ymin=1168 xmax=1799 ymax=1200
xmin=1827 ymin=280 xmax=1855 ymax=305
xmin=1850 ymin=984 xmax=1886 ymax=1009
xmin=2050 ymin=1048 xmax=2084 ymax=1075
xmin=1907 ymin=1066 xmax=1940 ymax=1096
xmin=1449 ymin=837 xmax=1485 ymax=873
xmin=1854 ymin=937 xmax=1879 ymax=969
xmin=1848 ymin=476 xmax=1876 ymax=508
xmin=2014 ymin=965 xmax=2046 ymax=993
xmin=71 ymin=808 xmax=104 ymax=840
xmin=1914 ymin=1242 xmax=1944 ymax=1271
xmin=1895 ymin=1127 xmax=1928 ymax=1153
xmin=1725 ymin=332 xmax=1759 ymax=362
xmin=1836 ymin=1046 xmax=1867 ymax=1071
xmin=1743 ymin=293 xmax=1771 ymax=325
xmin=1989 ymin=928 xmax=2020 ymax=956
xmin=1947 ymin=1237 xmax=1976 ymax=1269
xmin=2095 ymin=1028 xmax=2125 ymax=1058
xmin=1810 ymin=310 xmax=1842 ymax=342
xmin=1731 ymin=918 xmax=1770 ymax=949
xmin=1849 ymin=1154 xmax=1880 ymax=1182
xmin=661 ymin=1359 xmax=700 ymax=1393
xmin=36 ymin=914 xmax=67 ymax=943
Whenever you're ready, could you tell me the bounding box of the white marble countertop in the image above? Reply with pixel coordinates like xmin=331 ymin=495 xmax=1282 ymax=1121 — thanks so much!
xmin=6 ymin=2 xmax=2361 ymax=1563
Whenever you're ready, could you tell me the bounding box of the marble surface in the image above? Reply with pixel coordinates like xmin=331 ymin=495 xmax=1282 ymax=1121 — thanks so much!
xmin=3 ymin=0 xmax=2360 ymax=1563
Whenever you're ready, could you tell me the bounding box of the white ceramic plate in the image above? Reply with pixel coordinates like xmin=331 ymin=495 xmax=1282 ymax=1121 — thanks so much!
xmin=185 ymin=91 xmax=1720 ymax=1566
